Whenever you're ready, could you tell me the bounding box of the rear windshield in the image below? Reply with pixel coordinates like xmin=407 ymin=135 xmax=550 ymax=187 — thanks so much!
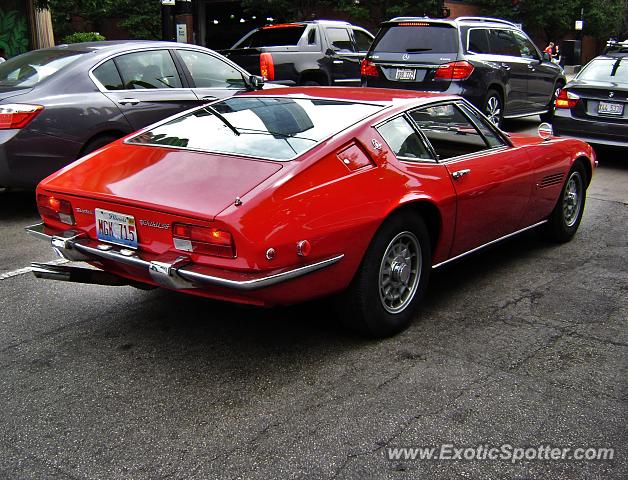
xmin=372 ymin=24 xmax=458 ymax=53
xmin=578 ymin=58 xmax=628 ymax=83
xmin=0 ymin=49 xmax=85 ymax=89
xmin=128 ymin=96 xmax=383 ymax=160
xmin=233 ymin=25 xmax=307 ymax=48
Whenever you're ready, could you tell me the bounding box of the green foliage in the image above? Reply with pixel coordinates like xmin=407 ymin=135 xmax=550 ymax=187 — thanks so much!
xmin=0 ymin=8 xmax=29 ymax=57
xmin=109 ymin=0 xmax=161 ymax=40
xmin=62 ymin=31 xmax=106 ymax=44
xmin=474 ymin=0 xmax=627 ymax=42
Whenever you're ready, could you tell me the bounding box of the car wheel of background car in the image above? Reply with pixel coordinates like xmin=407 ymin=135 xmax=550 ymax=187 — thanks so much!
xmin=484 ymin=89 xmax=503 ymax=128
xmin=539 ymin=82 xmax=564 ymax=123
xmin=337 ymin=213 xmax=431 ymax=337
xmin=544 ymin=162 xmax=587 ymax=243
xmin=80 ymin=133 xmax=121 ymax=158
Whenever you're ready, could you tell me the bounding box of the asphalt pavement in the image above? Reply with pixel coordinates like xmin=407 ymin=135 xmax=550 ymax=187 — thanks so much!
xmin=0 ymin=119 xmax=626 ymax=479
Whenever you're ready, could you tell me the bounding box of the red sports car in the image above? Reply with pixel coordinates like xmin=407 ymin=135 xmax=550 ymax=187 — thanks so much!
xmin=27 ymin=88 xmax=596 ymax=337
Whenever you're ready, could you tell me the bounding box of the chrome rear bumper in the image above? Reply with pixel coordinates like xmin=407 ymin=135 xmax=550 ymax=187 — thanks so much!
xmin=25 ymin=223 xmax=343 ymax=291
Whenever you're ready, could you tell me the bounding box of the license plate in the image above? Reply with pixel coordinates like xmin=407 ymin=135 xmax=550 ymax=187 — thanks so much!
xmin=95 ymin=208 xmax=137 ymax=248
xmin=395 ymin=68 xmax=416 ymax=81
xmin=598 ymin=101 xmax=624 ymax=116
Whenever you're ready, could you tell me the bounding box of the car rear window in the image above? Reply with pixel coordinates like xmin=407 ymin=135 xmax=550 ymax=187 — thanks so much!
xmin=578 ymin=58 xmax=628 ymax=83
xmin=233 ymin=25 xmax=307 ymax=48
xmin=0 ymin=49 xmax=85 ymax=89
xmin=372 ymin=23 xmax=458 ymax=53
xmin=128 ymin=96 xmax=383 ymax=161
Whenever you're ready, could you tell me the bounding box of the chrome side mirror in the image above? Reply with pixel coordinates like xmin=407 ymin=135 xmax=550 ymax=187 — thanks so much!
xmin=538 ymin=122 xmax=553 ymax=140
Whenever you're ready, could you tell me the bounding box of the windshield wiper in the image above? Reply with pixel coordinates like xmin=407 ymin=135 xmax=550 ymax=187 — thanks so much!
xmin=204 ymin=106 xmax=240 ymax=136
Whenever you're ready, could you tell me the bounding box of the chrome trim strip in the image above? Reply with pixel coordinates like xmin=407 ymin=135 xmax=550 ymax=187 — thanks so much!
xmin=503 ymin=109 xmax=549 ymax=119
xmin=26 ymin=223 xmax=344 ymax=291
xmin=432 ymin=220 xmax=548 ymax=269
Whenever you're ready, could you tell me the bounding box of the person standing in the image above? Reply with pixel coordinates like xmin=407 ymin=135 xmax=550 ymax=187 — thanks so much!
xmin=544 ymin=41 xmax=555 ymax=57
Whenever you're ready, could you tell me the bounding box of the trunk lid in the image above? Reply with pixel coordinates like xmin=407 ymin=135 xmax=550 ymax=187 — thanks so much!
xmin=566 ymin=79 xmax=628 ymax=122
xmin=0 ymin=87 xmax=33 ymax=103
xmin=41 ymin=143 xmax=283 ymax=220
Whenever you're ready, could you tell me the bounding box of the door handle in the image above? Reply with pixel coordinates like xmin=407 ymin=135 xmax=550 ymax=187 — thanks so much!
xmin=452 ymin=169 xmax=471 ymax=180
xmin=201 ymin=95 xmax=217 ymax=101
xmin=500 ymin=63 xmax=510 ymax=70
xmin=333 ymin=60 xmax=344 ymax=64
xmin=118 ymin=98 xmax=140 ymax=105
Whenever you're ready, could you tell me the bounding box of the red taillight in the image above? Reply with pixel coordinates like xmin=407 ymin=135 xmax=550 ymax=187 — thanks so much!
xmin=36 ymin=194 xmax=75 ymax=225
xmin=361 ymin=59 xmax=379 ymax=77
xmin=555 ymin=89 xmax=579 ymax=109
xmin=260 ymin=53 xmax=275 ymax=81
xmin=0 ymin=104 xmax=44 ymax=129
xmin=172 ymin=223 xmax=235 ymax=258
xmin=434 ymin=61 xmax=474 ymax=80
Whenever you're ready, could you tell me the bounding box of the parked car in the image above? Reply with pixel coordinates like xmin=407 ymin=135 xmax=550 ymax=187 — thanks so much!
xmin=220 ymin=20 xmax=373 ymax=86
xmin=27 ymin=87 xmax=595 ymax=337
xmin=553 ymin=46 xmax=628 ymax=148
xmin=361 ymin=16 xmax=565 ymax=126
xmin=0 ymin=40 xmax=265 ymax=189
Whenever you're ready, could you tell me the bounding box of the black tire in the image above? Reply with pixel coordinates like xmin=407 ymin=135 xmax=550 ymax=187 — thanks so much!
xmin=80 ymin=133 xmax=120 ymax=158
xmin=539 ymin=82 xmax=564 ymax=123
xmin=483 ymin=89 xmax=504 ymax=128
xmin=337 ymin=213 xmax=431 ymax=337
xmin=543 ymin=162 xmax=587 ymax=243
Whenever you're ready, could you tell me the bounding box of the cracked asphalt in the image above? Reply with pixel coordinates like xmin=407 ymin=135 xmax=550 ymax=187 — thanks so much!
xmin=0 ymin=118 xmax=626 ymax=479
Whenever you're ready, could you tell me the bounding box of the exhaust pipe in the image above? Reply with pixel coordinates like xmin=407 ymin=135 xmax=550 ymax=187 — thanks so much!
xmin=30 ymin=262 xmax=152 ymax=288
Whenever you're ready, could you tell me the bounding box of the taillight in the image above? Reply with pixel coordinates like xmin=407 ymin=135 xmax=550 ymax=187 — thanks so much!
xmin=172 ymin=223 xmax=235 ymax=258
xmin=361 ymin=59 xmax=379 ymax=77
xmin=434 ymin=61 xmax=474 ymax=80
xmin=555 ymin=89 xmax=579 ymax=109
xmin=0 ymin=104 xmax=44 ymax=129
xmin=260 ymin=53 xmax=275 ymax=81
xmin=37 ymin=194 xmax=75 ymax=225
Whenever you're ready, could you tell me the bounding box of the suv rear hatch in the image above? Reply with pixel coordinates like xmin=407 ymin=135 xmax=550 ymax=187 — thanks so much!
xmin=364 ymin=21 xmax=461 ymax=91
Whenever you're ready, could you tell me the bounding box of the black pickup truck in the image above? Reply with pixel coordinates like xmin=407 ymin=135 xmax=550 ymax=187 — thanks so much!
xmin=219 ymin=20 xmax=374 ymax=86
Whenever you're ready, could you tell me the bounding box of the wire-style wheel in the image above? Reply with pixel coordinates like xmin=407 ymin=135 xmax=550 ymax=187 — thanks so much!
xmin=563 ymin=170 xmax=583 ymax=227
xmin=378 ymin=231 xmax=421 ymax=314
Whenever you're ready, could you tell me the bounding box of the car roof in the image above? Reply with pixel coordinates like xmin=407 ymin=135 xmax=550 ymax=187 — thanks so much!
xmin=244 ymin=86 xmax=458 ymax=106
xmin=384 ymin=16 xmax=519 ymax=29
xmin=34 ymin=40 xmax=211 ymax=56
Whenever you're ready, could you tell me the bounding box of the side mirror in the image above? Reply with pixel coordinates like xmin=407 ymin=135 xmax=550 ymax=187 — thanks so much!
xmin=249 ymin=75 xmax=265 ymax=90
xmin=542 ymin=52 xmax=552 ymax=62
xmin=538 ymin=122 xmax=553 ymax=140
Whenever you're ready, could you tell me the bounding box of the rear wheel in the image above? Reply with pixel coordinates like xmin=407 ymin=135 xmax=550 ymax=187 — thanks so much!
xmin=337 ymin=213 xmax=431 ymax=337
xmin=483 ymin=89 xmax=503 ymax=127
xmin=544 ymin=163 xmax=587 ymax=243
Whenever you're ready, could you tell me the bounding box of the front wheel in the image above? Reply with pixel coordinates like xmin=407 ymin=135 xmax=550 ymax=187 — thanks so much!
xmin=484 ymin=89 xmax=503 ymax=128
xmin=544 ymin=163 xmax=587 ymax=243
xmin=337 ymin=213 xmax=431 ymax=337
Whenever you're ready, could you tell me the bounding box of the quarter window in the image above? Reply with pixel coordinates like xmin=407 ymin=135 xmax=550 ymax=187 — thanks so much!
xmin=377 ymin=116 xmax=432 ymax=160
xmin=468 ymin=29 xmax=490 ymax=54
xmin=178 ymin=50 xmax=245 ymax=89
xmin=92 ymin=59 xmax=123 ymax=90
xmin=409 ymin=104 xmax=492 ymax=160
xmin=114 ymin=50 xmax=183 ymax=89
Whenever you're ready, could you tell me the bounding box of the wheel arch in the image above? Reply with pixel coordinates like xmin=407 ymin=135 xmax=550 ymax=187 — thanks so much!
xmin=298 ymin=69 xmax=330 ymax=85
xmin=573 ymin=155 xmax=593 ymax=187
xmin=79 ymin=129 xmax=128 ymax=157
xmin=382 ymin=199 xmax=442 ymax=259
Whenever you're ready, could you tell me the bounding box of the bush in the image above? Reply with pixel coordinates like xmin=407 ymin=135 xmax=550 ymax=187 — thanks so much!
xmin=62 ymin=32 xmax=105 ymax=44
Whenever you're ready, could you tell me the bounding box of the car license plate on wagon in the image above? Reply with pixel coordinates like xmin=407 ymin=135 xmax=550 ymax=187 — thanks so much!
xmin=395 ymin=68 xmax=416 ymax=81
xmin=95 ymin=208 xmax=137 ymax=248
xmin=598 ymin=101 xmax=624 ymax=116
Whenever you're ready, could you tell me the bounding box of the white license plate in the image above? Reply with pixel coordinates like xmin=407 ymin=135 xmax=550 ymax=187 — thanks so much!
xmin=395 ymin=68 xmax=416 ymax=81
xmin=95 ymin=208 xmax=137 ymax=248
xmin=598 ymin=101 xmax=624 ymax=115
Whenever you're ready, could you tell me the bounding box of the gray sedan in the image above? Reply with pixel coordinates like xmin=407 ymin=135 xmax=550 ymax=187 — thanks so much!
xmin=0 ymin=40 xmax=264 ymax=189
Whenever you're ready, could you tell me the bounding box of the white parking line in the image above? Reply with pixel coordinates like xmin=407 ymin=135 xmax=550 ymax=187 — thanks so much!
xmin=0 ymin=258 xmax=69 ymax=281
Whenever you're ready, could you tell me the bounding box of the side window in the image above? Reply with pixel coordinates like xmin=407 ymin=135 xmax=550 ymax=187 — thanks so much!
xmin=326 ymin=28 xmax=355 ymax=52
xmin=114 ymin=50 xmax=183 ymax=89
xmin=409 ymin=104 xmax=491 ymax=160
xmin=353 ymin=29 xmax=373 ymax=52
xmin=512 ymin=30 xmax=539 ymax=60
xmin=377 ymin=116 xmax=432 ymax=161
xmin=468 ymin=29 xmax=490 ymax=54
xmin=488 ymin=29 xmax=521 ymax=57
xmin=178 ymin=50 xmax=245 ymax=89
xmin=457 ymin=103 xmax=505 ymax=148
xmin=307 ymin=27 xmax=317 ymax=45
xmin=92 ymin=59 xmax=123 ymax=90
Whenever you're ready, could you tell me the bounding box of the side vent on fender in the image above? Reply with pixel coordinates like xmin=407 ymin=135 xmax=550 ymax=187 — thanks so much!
xmin=539 ymin=173 xmax=564 ymax=189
